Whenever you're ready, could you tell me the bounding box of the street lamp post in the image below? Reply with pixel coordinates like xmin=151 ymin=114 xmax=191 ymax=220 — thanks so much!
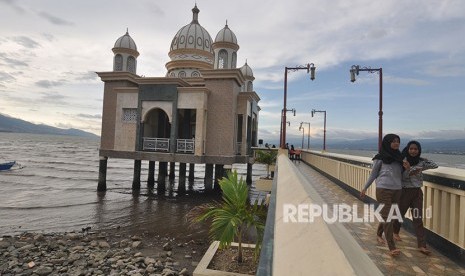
xmin=298 ymin=126 xmax=305 ymax=148
xmin=350 ymin=65 xmax=383 ymax=150
xmin=281 ymin=63 xmax=316 ymax=148
xmin=311 ymin=109 xmax=327 ymax=151
xmin=300 ymin=122 xmax=311 ymax=149
xmin=280 ymin=108 xmax=296 ymax=147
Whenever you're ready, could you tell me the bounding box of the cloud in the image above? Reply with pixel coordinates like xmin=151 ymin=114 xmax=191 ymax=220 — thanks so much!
xmin=0 ymin=52 xmax=29 ymax=67
xmin=0 ymin=0 xmax=26 ymax=13
xmin=413 ymin=129 xmax=465 ymax=140
xmin=0 ymin=72 xmax=16 ymax=82
xmin=35 ymin=80 xmax=66 ymax=88
xmin=41 ymin=33 xmax=55 ymax=42
xmin=11 ymin=36 xmax=40 ymax=48
xmin=55 ymin=122 xmax=74 ymax=129
xmin=74 ymin=71 xmax=99 ymax=82
xmin=38 ymin=11 xmax=74 ymax=26
xmin=76 ymin=113 xmax=102 ymax=119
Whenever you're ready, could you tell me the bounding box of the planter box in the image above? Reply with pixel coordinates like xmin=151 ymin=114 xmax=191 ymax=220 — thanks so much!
xmin=255 ymin=178 xmax=272 ymax=192
xmin=193 ymin=241 xmax=255 ymax=276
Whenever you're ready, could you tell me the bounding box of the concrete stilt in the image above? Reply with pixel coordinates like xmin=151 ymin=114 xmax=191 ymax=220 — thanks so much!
xmin=188 ymin=163 xmax=195 ymax=183
xmin=158 ymin=162 xmax=167 ymax=192
xmin=132 ymin=160 xmax=141 ymax=190
xmin=214 ymin=164 xmax=224 ymax=193
xmin=246 ymin=163 xmax=253 ymax=185
xmin=169 ymin=162 xmax=176 ymax=180
xmin=178 ymin=163 xmax=186 ymax=193
xmin=97 ymin=156 xmax=108 ymax=191
xmin=148 ymin=161 xmax=155 ymax=188
xmin=204 ymin=164 xmax=214 ymax=191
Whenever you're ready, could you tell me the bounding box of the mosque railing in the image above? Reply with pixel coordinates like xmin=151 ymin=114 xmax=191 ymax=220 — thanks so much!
xmin=176 ymin=139 xmax=195 ymax=153
xmin=142 ymin=137 xmax=170 ymax=152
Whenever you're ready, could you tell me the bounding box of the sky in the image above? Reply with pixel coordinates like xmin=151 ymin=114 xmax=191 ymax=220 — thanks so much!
xmin=1 ymin=0 xmax=465 ymax=146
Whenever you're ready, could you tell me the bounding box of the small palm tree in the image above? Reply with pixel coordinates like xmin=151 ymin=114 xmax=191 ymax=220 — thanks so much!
xmin=188 ymin=170 xmax=266 ymax=263
xmin=254 ymin=150 xmax=277 ymax=179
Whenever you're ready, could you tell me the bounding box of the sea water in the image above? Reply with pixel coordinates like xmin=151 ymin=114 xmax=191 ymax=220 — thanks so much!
xmin=0 ymin=133 xmax=266 ymax=236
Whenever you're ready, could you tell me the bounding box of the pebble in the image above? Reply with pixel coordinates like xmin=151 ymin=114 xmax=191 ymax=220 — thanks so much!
xmin=0 ymin=231 xmax=205 ymax=275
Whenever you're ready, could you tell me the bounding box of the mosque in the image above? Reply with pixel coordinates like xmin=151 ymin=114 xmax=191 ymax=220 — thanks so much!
xmin=96 ymin=5 xmax=261 ymax=191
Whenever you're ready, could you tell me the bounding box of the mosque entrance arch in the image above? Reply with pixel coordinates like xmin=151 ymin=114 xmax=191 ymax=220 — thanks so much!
xmin=142 ymin=108 xmax=171 ymax=151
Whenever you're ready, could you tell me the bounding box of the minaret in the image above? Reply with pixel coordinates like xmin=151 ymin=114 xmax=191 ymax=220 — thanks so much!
xmin=112 ymin=29 xmax=139 ymax=74
xmin=212 ymin=21 xmax=239 ymax=69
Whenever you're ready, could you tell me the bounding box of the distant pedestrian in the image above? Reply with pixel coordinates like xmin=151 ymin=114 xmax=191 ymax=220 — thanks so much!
xmin=393 ymin=140 xmax=438 ymax=255
xmin=360 ymin=133 xmax=410 ymax=257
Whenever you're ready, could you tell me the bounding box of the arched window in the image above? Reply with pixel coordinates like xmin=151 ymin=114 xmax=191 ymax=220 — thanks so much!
xmin=247 ymin=81 xmax=253 ymax=92
xmin=179 ymin=71 xmax=186 ymax=78
xmin=191 ymin=71 xmax=200 ymax=77
xmin=232 ymin=52 xmax=237 ymax=69
xmin=127 ymin=56 xmax=136 ymax=73
xmin=114 ymin=54 xmax=123 ymax=71
xmin=218 ymin=49 xmax=228 ymax=69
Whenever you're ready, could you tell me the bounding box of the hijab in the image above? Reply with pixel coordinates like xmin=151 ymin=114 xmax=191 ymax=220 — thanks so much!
xmin=373 ymin=133 xmax=403 ymax=164
xmin=402 ymin=140 xmax=422 ymax=166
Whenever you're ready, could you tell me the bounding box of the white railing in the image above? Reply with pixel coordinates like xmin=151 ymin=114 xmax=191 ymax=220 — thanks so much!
xmin=143 ymin=137 xmax=169 ymax=152
xmin=176 ymin=139 xmax=195 ymax=153
xmin=300 ymin=150 xmax=465 ymax=250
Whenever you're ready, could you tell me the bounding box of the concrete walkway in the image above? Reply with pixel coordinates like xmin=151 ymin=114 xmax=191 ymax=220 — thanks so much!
xmin=294 ymin=161 xmax=465 ymax=276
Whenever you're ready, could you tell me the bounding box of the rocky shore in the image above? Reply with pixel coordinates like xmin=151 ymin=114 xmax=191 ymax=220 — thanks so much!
xmin=0 ymin=229 xmax=210 ymax=276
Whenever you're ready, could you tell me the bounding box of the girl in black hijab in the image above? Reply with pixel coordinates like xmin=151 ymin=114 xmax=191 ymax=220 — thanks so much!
xmin=361 ymin=133 xmax=408 ymax=256
xmin=393 ymin=140 xmax=438 ymax=255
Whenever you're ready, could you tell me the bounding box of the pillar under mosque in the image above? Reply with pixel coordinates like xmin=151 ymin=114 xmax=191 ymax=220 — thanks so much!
xmin=169 ymin=162 xmax=176 ymax=180
xmin=158 ymin=162 xmax=167 ymax=192
xmin=214 ymin=164 xmax=224 ymax=193
xmin=204 ymin=163 xmax=214 ymax=191
xmin=189 ymin=163 xmax=195 ymax=183
xmin=148 ymin=161 xmax=155 ymax=188
xmin=132 ymin=160 xmax=141 ymax=190
xmin=97 ymin=156 xmax=108 ymax=191
xmin=178 ymin=163 xmax=187 ymax=193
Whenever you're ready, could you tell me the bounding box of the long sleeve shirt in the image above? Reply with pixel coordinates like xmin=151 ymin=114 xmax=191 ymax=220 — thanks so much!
xmin=363 ymin=159 xmax=403 ymax=191
xmin=402 ymin=159 xmax=438 ymax=188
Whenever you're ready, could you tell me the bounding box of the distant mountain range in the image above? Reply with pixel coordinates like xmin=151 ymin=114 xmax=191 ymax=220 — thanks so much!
xmin=327 ymin=138 xmax=465 ymax=154
xmin=0 ymin=113 xmax=99 ymax=139
xmin=271 ymin=137 xmax=465 ymax=155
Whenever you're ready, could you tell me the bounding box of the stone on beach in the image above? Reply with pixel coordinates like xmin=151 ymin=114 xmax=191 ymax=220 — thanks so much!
xmin=0 ymin=231 xmax=208 ymax=275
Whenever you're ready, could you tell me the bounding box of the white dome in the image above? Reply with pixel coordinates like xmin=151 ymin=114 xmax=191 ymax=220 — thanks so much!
xmin=215 ymin=23 xmax=237 ymax=44
xmin=240 ymin=62 xmax=254 ymax=78
xmin=170 ymin=5 xmax=213 ymax=54
xmin=114 ymin=30 xmax=137 ymax=51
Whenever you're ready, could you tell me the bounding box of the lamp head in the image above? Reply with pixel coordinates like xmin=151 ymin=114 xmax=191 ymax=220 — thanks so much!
xmin=350 ymin=65 xmax=359 ymax=82
xmin=309 ymin=63 xmax=316 ymax=81
xmin=350 ymin=69 xmax=356 ymax=82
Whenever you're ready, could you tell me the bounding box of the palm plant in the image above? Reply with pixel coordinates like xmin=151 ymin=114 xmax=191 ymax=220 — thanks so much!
xmin=254 ymin=150 xmax=277 ymax=179
xmin=188 ymin=170 xmax=266 ymax=263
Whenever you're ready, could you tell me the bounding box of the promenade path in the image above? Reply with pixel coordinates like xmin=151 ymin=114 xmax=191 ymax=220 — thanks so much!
xmin=294 ymin=161 xmax=465 ymax=276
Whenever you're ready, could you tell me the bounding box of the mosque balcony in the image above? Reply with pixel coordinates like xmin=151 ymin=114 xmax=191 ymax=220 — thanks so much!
xmin=142 ymin=137 xmax=195 ymax=154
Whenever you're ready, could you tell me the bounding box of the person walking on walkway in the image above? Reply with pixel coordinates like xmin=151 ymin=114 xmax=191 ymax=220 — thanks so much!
xmin=360 ymin=133 xmax=409 ymax=256
xmin=393 ymin=140 xmax=438 ymax=255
